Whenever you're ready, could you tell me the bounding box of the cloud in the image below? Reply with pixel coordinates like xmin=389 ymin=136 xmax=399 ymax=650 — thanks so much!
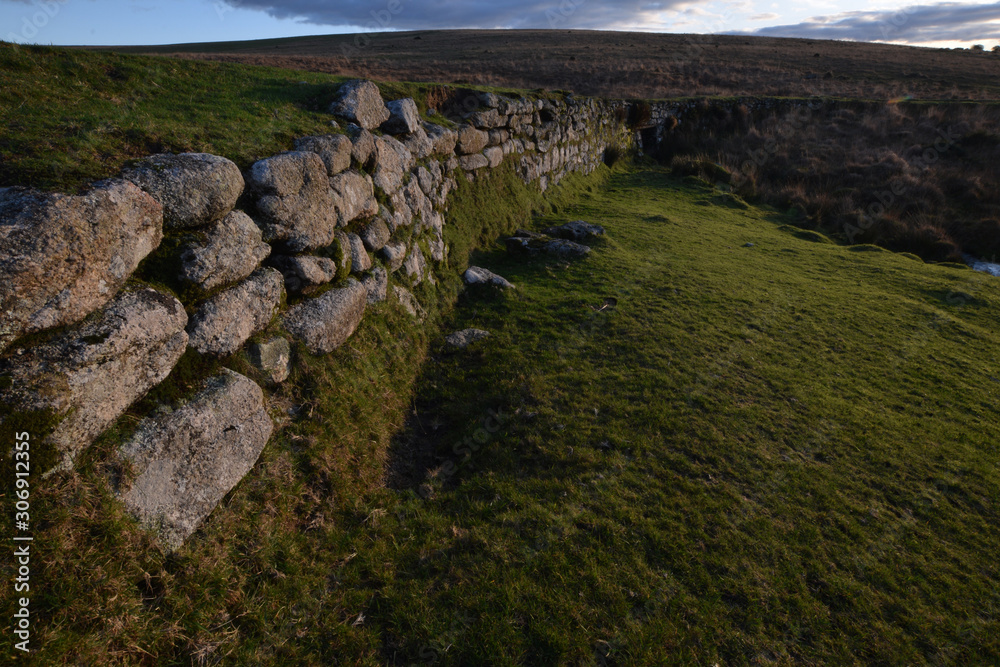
xmin=220 ymin=0 xmax=684 ymax=31
xmin=730 ymin=1 xmax=1000 ymax=44
xmin=750 ymin=12 xmax=779 ymax=21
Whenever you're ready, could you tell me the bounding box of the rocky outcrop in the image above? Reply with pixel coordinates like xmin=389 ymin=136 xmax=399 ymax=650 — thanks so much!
xmin=329 ymin=80 xmax=390 ymax=130
xmin=505 ymin=233 xmax=592 ymax=258
xmin=0 ymin=289 xmax=187 ymax=470
xmin=121 ymin=153 xmax=243 ymax=228
xmin=283 ymin=279 xmax=367 ymax=354
xmin=294 ymin=134 xmax=353 ymax=176
xmin=179 ymin=211 xmax=271 ymax=291
xmin=187 ymin=269 xmax=284 ymax=356
xmin=248 ymin=152 xmax=338 ymax=252
xmin=544 ymin=239 xmax=592 ymax=258
xmin=0 ymin=180 xmax=162 ymax=352
xmin=117 ymin=369 xmax=273 ymax=550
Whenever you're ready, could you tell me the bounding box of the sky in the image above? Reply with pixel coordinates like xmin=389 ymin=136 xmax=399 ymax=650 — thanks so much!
xmin=2 ymin=0 xmax=1000 ymax=49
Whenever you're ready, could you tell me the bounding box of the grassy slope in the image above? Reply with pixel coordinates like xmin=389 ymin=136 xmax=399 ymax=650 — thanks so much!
xmin=0 ymin=42 xmax=467 ymax=193
xmin=8 ymin=164 xmax=999 ymax=665
xmin=361 ymin=166 xmax=1000 ymax=664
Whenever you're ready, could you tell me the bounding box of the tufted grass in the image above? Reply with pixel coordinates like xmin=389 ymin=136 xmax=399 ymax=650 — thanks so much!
xmin=5 ymin=161 xmax=1000 ymax=664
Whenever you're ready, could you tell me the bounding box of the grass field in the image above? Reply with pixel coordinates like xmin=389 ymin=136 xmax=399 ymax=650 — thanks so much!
xmin=9 ymin=163 xmax=999 ymax=664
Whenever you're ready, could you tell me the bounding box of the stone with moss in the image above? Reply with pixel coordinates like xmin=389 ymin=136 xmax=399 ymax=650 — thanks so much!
xmin=179 ymin=210 xmax=271 ymax=291
xmin=117 ymin=369 xmax=273 ymax=550
xmin=0 ymin=179 xmax=163 ymax=353
xmin=121 ymin=153 xmax=244 ymax=228
xmin=0 ymin=288 xmax=188 ymax=471
xmin=329 ymin=79 xmax=390 ymax=130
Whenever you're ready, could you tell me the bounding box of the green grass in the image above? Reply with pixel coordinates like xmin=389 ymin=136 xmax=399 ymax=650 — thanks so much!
xmin=7 ymin=163 xmax=999 ymax=664
xmin=0 ymin=42 xmax=508 ymax=193
xmin=349 ymin=166 xmax=1000 ymax=664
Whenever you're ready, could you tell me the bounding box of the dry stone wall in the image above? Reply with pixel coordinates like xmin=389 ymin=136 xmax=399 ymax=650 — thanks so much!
xmin=0 ymin=80 xmax=634 ymax=549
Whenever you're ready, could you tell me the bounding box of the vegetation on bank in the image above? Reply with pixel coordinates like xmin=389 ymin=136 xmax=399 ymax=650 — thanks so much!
xmin=0 ymin=42 xmax=513 ymax=193
xmin=663 ymin=99 xmax=1000 ymax=263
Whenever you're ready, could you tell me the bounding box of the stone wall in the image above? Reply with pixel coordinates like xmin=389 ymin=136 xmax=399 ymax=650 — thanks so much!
xmin=0 ymin=80 xmax=635 ymax=549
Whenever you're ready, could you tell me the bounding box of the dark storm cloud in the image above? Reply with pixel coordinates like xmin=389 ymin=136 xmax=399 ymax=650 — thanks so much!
xmin=731 ymin=2 xmax=1000 ymax=43
xmin=219 ymin=0 xmax=678 ymax=31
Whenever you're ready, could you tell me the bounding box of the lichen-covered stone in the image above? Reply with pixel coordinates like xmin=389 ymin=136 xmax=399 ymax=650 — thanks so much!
xmin=359 ymin=216 xmax=391 ymax=252
xmin=464 ymin=266 xmax=514 ymax=289
xmin=187 ymin=269 xmax=284 ymax=356
xmin=423 ymin=122 xmax=458 ymax=156
xmin=330 ymin=170 xmax=378 ymax=226
xmin=403 ymin=126 xmax=434 ymax=159
xmin=484 ymin=146 xmax=504 ymax=168
xmin=445 ymin=328 xmax=490 ymax=348
xmin=346 ymin=233 xmax=372 ymax=274
xmin=393 ymin=285 xmax=425 ymax=321
xmin=381 ymin=242 xmax=408 ymax=272
xmin=329 ymin=79 xmax=389 ymax=130
xmin=0 ymin=180 xmax=162 ymax=352
xmin=121 ymin=153 xmax=243 ymax=229
xmin=0 ymin=289 xmax=187 ymax=470
xmin=372 ymin=136 xmax=414 ymax=194
xmin=294 ymin=134 xmax=353 ymax=176
xmin=544 ymin=219 xmax=606 ymax=242
xmin=382 ymin=98 xmax=421 ymax=134
xmin=403 ymin=244 xmax=429 ymax=285
xmin=247 ymin=336 xmax=292 ymax=384
xmin=247 ymin=152 xmax=338 ymax=252
xmin=283 ymin=279 xmax=367 ymax=355
xmin=458 ymin=153 xmax=490 ymax=171
xmin=179 ymin=211 xmax=270 ymax=291
xmin=269 ymin=254 xmax=339 ymax=293
xmin=456 ymin=127 xmax=489 ymax=155
xmin=117 ymin=369 xmax=273 ymax=550
xmin=346 ymin=125 xmax=377 ymax=169
xmin=361 ymin=266 xmax=388 ymax=304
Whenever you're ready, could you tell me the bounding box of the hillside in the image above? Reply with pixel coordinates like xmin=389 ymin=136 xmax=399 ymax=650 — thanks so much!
xmin=1 ymin=42 xmax=999 ymax=664
xmin=101 ymin=29 xmax=1000 ymax=100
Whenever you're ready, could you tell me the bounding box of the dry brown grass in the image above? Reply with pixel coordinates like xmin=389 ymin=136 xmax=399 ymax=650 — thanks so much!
xmin=98 ymin=30 xmax=1000 ymax=101
xmin=661 ymin=100 xmax=1000 ymax=260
